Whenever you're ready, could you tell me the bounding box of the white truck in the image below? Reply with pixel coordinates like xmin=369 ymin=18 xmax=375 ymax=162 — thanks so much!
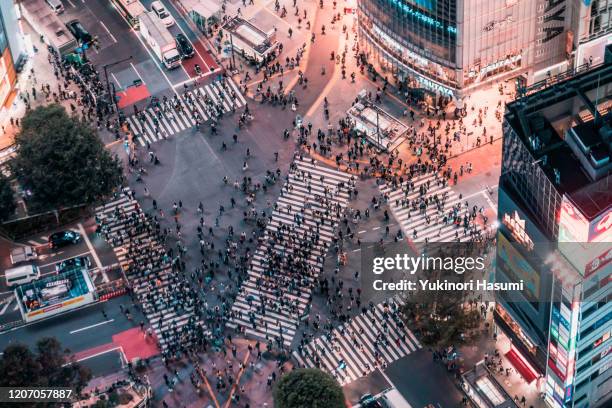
xmin=10 ymin=246 xmax=38 ymax=265
xmin=139 ymin=11 xmax=181 ymax=69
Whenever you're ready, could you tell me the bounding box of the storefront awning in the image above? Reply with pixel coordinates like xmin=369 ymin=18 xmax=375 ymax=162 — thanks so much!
xmin=181 ymin=0 xmax=221 ymax=19
xmin=505 ymin=347 xmax=538 ymax=384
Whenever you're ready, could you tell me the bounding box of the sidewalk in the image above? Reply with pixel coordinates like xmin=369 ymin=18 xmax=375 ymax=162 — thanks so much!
xmin=459 ymin=309 xmax=546 ymax=408
xmin=0 ymin=18 xmax=86 ymax=153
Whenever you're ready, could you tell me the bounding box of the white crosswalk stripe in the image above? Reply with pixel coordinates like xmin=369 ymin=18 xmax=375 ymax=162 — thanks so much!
xmin=292 ymin=296 xmax=420 ymax=385
xmin=95 ymin=188 xmax=206 ymax=352
xmin=126 ymin=77 xmax=246 ymax=146
xmin=379 ymin=172 xmax=483 ymax=243
xmin=226 ymin=157 xmax=355 ymax=348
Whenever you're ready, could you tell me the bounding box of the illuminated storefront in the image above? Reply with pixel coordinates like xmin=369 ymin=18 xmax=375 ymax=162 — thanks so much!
xmin=356 ymin=0 xmax=565 ymax=98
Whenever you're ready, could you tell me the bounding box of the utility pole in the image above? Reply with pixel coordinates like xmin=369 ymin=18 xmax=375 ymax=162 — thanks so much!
xmin=229 ymin=32 xmax=236 ymax=71
xmin=376 ymin=107 xmax=381 ymax=150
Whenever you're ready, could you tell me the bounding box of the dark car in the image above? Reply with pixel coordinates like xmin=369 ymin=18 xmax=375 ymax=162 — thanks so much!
xmin=175 ymin=33 xmax=194 ymax=58
xmin=359 ymin=394 xmax=384 ymax=408
xmin=66 ymin=19 xmax=92 ymax=45
xmin=55 ymin=256 xmax=91 ymax=273
xmin=49 ymin=230 xmax=81 ymax=249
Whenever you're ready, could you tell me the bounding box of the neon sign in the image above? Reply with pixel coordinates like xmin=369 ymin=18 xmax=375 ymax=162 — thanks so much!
xmin=503 ymin=211 xmax=534 ymax=251
xmin=389 ymin=0 xmax=457 ymax=34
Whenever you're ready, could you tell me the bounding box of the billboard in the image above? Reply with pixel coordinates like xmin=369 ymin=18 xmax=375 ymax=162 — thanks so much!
xmin=497 ymin=233 xmax=540 ymax=303
xmin=558 ymin=197 xmax=589 ymax=243
xmin=588 ymin=207 xmax=612 ymax=243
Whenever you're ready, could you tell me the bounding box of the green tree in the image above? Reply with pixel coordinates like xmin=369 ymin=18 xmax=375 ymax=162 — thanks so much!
xmin=0 ymin=172 xmax=16 ymax=221
xmin=0 ymin=337 xmax=91 ymax=396
xmin=401 ymin=289 xmax=482 ymax=349
xmin=273 ymin=368 xmax=345 ymax=408
xmin=10 ymin=104 xmax=122 ymax=211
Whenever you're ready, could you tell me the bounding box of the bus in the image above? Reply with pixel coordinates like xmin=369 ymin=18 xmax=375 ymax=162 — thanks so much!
xmin=110 ymin=0 xmax=146 ymax=29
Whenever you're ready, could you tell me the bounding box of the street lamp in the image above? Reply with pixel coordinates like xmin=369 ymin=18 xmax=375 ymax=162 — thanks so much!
xmin=229 ymin=31 xmax=236 ymax=71
xmin=103 ymin=55 xmax=133 ymax=113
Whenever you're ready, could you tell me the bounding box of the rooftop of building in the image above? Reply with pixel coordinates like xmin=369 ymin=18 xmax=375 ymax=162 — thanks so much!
xmin=504 ymin=60 xmax=612 ymax=220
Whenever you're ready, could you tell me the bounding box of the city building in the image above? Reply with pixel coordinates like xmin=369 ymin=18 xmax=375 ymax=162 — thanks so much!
xmin=574 ymin=0 xmax=612 ymax=69
xmin=357 ymin=0 xmax=576 ymax=99
xmin=0 ymin=0 xmax=24 ymax=109
xmin=494 ymin=60 xmax=611 ymax=408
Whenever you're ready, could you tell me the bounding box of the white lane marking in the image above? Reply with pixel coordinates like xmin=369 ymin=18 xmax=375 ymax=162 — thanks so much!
xmin=78 ymin=223 xmax=108 ymax=282
xmin=78 ymin=223 xmax=101 ymax=268
xmin=99 ymin=21 xmax=117 ymax=43
xmin=70 ymin=319 xmax=115 ymax=334
xmin=72 ymin=346 xmax=122 ymax=364
xmin=66 ymin=0 xmax=75 ymax=7
xmin=0 ymin=299 xmax=13 ymax=315
xmin=130 ymin=62 xmax=146 ymax=84
xmin=37 ymin=250 xmax=91 ymax=269
xmin=110 ymin=2 xmax=178 ymax=96
xmin=111 ymin=73 xmax=122 ymax=88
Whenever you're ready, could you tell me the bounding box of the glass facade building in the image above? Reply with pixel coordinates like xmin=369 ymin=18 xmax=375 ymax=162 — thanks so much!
xmin=495 ymin=63 xmax=612 ymax=408
xmin=357 ymin=0 xmax=573 ymax=98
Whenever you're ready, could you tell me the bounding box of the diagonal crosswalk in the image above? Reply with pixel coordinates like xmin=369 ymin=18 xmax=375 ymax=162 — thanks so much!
xmin=95 ymin=188 xmax=205 ymax=353
xmin=226 ymin=156 xmax=355 ymax=348
xmin=292 ymin=296 xmax=420 ymax=385
xmin=380 ymin=172 xmax=483 ymax=243
xmin=125 ymin=77 xmax=246 ymax=146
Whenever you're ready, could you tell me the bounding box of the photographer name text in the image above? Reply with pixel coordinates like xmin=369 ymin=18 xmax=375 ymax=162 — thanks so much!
xmin=373 ymin=279 xmax=524 ymax=292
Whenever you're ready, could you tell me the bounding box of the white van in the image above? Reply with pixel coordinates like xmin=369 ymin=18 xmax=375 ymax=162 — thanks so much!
xmin=151 ymin=1 xmax=175 ymax=27
xmin=5 ymin=264 xmax=40 ymax=287
xmin=45 ymin=0 xmax=65 ymax=14
xmin=381 ymin=389 xmax=412 ymax=408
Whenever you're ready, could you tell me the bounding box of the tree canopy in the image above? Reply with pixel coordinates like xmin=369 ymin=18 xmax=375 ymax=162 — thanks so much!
xmin=401 ymin=288 xmax=481 ymax=348
xmin=10 ymin=104 xmax=122 ymax=211
xmin=273 ymin=368 xmax=345 ymax=408
xmin=0 ymin=172 xmax=16 ymax=221
xmin=0 ymin=337 xmax=91 ymax=397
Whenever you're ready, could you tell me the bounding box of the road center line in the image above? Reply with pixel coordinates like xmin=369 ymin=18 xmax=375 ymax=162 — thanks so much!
xmin=70 ymin=319 xmax=115 ymax=334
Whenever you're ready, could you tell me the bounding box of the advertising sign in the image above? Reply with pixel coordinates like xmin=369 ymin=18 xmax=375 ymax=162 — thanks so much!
xmin=588 ymin=208 xmax=612 ymax=243
xmin=558 ymin=197 xmax=589 ymax=242
xmin=24 ymin=292 xmax=94 ymax=323
xmin=497 ymin=234 xmax=540 ymax=303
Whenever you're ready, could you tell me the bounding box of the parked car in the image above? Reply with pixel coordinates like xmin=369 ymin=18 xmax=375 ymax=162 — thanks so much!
xmin=66 ymin=19 xmax=92 ymax=45
xmin=45 ymin=0 xmax=65 ymax=14
xmin=151 ymin=1 xmax=175 ymax=27
xmin=359 ymin=394 xmax=384 ymax=408
xmin=55 ymin=256 xmax=91 ymax=273
xmin=5 ymin=264 xmax=40 ymax=287
xmin=49 ymin=230 xmax=81 ymax=249
xmin=175 ymin=33 xmax=194 ymax=58
xmin=10 ymin=246 xmax=38 ymax=265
